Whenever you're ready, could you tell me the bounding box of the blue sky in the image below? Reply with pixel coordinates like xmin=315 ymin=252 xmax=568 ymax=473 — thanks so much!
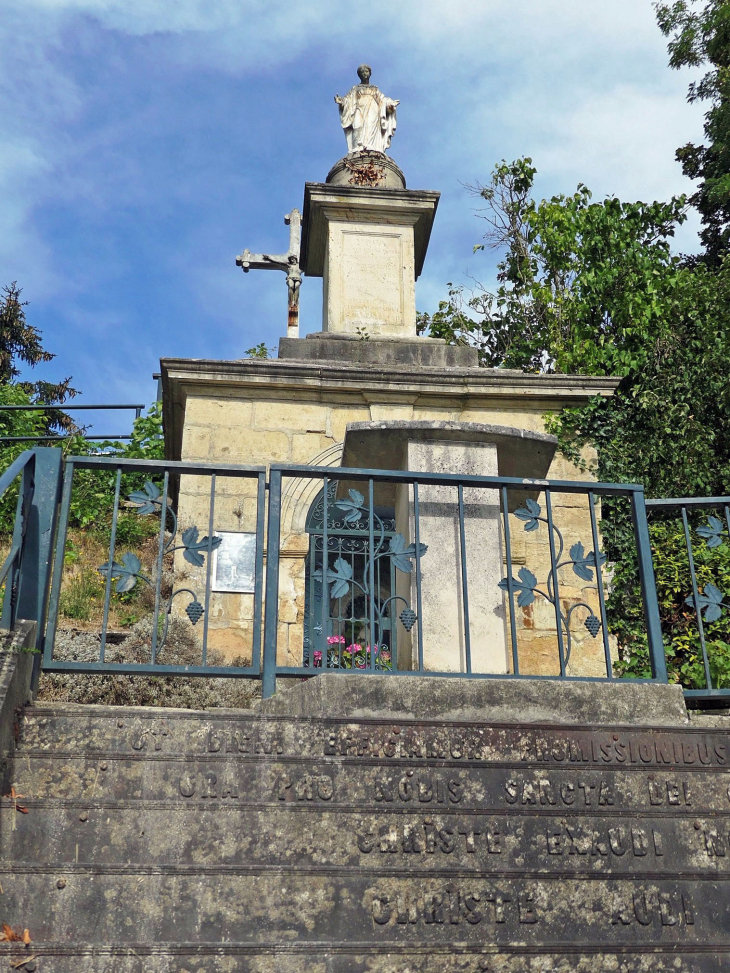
xmin=1 ymin=0 xmax=704 ymax=435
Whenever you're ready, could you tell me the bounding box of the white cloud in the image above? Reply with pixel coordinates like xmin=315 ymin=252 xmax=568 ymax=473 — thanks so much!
xmin=0 ymin=0 xmax=710 ymax=395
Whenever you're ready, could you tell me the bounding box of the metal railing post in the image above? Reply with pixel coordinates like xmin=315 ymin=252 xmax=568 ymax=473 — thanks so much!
xmin=262 ymin=468 xmax=282 ymax=698
xmin=7 ymin=449 xmax=64 ymax=686
xmin=632 ymin=489 xmax=668 ymax=683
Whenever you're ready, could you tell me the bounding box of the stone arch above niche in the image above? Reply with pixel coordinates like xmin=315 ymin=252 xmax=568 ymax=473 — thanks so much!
xmin=341 ymin=420 xmax=558 ymax=511
xmin=280 ymin=441 xmax=344 ymax=535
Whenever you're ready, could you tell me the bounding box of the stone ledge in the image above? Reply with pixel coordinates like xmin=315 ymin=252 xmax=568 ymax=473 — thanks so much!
xmin=0 ymin=620 xmax=37 ymax=767
xmin=279 ymin=333 xmax=479 ymax=369
xmin=255 ymin=673 xmax=688 ymax=726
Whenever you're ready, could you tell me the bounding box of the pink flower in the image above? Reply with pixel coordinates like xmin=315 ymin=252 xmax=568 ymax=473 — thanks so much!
xmin=313 ymin=650 xmax=322 ymax=667
xmin=346 ymin=644 xmax=360 ymax=655
xmin=327 ymin=635 xmax=346 ymax=645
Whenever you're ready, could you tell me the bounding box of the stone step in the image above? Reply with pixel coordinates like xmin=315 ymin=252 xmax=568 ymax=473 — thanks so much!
xmin=3 ymin=803 xmax=727 ymax=875
xmin=8 ymin=749 xmax=730 ymax=814
xmin=0 ymin=869 xmax=725 ymax=946
xmin=1 ymin=946 xmax=727 ymax=973
xmin=19 ymin=702 xmax=282 ymax=756
xmin=16 ymin=702 xmax=727 ymax=767
xmin=3 ymin=697 xmax=729 ymax=972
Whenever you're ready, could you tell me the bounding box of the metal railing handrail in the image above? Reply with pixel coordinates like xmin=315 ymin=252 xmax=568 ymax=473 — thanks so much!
xmin=269 ymin=462 xmax=645 ymax=496
xmin=0 ymin=450 xmax=35 ymax=499
xmin=8 ymin=450 xmax=666 ymax=698
xmin=0 ymin=403 xmax=145 ymax=411
xmin=0 ymin=403 xmax=148 ymax=443
xmin=647 ymin=496 xmax=730 ymax=510
xmin=65 ymin=456 xmax=266 ymax=476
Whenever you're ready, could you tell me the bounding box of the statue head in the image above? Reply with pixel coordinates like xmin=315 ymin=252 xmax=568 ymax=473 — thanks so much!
xmin=357 ymin=64 xmax=372 ymax=84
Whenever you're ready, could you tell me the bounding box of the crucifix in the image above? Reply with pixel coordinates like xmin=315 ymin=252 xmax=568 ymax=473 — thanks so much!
xmin=235 ymin=209 xmax=303 ymax=338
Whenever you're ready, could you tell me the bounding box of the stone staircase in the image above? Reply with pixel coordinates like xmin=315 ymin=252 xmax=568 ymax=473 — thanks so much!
xmin=1 ymin=685 xmax=729 ymax=972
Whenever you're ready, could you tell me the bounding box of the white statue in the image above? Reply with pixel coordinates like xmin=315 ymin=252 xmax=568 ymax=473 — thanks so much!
xmin=334 ymin=65 xmax=399 ymax=155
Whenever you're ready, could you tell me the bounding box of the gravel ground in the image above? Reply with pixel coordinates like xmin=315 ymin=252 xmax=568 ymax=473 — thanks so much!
xmin=38 ymin=616 xmax=262 ymax=709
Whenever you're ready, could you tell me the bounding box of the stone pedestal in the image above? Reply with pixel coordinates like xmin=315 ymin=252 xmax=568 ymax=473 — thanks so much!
xmin=395 ymin=439 xmax=507 ymax=673
xmin=300 ymin=183 xmax=439 ymax=337
xmin=341 ymin=420 xmax=560 ymax=675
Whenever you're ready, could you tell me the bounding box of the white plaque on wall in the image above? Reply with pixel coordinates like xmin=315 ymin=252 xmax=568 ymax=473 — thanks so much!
xmin=211 ymin=531 xmax=257 ymax=593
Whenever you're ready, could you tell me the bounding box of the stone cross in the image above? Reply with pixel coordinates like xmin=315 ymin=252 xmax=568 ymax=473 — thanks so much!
xmin=235 ymin=209 xmax=303 ymax=338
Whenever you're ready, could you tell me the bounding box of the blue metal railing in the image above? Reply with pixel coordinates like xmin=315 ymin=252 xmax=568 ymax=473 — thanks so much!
xmin=0 ymin=403 xmax=146 ymax=443
xmin=42 ymin=456 xmax=266 ymax=678
xmin=0 ymin=449 xmax=63 ymax=683
xmin=0 ymin=449 xmax=671 ymax=698
xmin=262 ymin=464 xmax=666 ymax=697
xmin=646 ymin=496 xmax=730 ymax=703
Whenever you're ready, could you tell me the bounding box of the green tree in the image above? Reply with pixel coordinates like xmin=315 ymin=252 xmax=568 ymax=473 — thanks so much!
xmin=655 ymin=0 xmax=730 ymax=264
xmin=66 ymin=403 xmax=165 ymax=530
xmin=419 ymin=160 xmax=691 ymax=378
xmin=0 ymin=282 xmax=77 ymax=435
xmin=420 ymin=159 xmax=730 ymax=683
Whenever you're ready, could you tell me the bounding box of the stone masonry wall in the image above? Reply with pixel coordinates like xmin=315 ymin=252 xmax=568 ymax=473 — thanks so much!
xmin=174 ymin=391 xmax=613 ymax=677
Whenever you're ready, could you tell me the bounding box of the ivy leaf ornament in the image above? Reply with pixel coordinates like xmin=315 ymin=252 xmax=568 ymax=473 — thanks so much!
xmin=514 ymin=497 xmax=541 ymax=532
xmin=334 ymin=488 xmax=366 ymax=524
xmin=498 ymin=566 xmax=537 ymax=607
xmin=314 ymin=557 xmax=353 ymax=599
xmin=181 ymin=526 xmax=223 ymax=566
xmin=388 ymin=533 xmax=428 ymax=573
xmin=128 ymin=480 xmax=161 ymax=515
xmin=570 ymin=542 xmax=607 ymax=582
xmin=697 ymin=516 xmax=726 ymax=549
xmin=686 ymin=583 xmax=727 ymax=623
xmin=98 ymin=551 xmax=142 ymax=593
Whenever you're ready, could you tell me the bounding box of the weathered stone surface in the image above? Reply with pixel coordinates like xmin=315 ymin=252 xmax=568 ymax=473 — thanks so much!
xmin=4 ymin=697 xmax=727 ymax=969
xmin=394 ymin=439 xmax=507 ymax=672
xmin=0 ymin=620 xmax=36 ymax=765
xmin=326 ymin=152 xmax=406 ymax=189
xmin=279 ymin=331 xmax=480 ymax=368
xmin=256 ymin=673 xmax=688 ymax=725
xmin=0 ymin=949 xmax=726 ymax=972
xmin=341 ymin=419 xmax=557 ymax=485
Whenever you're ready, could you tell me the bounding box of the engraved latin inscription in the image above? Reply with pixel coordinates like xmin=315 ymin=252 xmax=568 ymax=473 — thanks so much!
xmin=206 ymin=728 xmax=283 ymax=755
xmin=358 ymin=823 xmax=501 ymax=856
xmin=611 ymin=891 xmax=695 ymax=927
xmin=178 ymin=773 xmax=239 ymax=799
xmin=374 ymin=771 xmax=464 ymax=804
xmin=276 ymin=773 xmax=334 ymax=802
xmin=131 ymin=723 xmax=169 ymax=751
xmin=648 ymin=779 xmax=693 ymax=805
xmin=546 ymin=825 xmax=664 ymax=858
xmin=371 ymin=886 xmax=538 ymax=927
xmin=505 ymin=777 xmax=615 ymax=806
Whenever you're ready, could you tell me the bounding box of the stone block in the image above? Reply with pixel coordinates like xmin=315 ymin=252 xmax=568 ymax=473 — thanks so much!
xmin=279 ymin=333 xmax=479 ymax=369
xmin=253 ymin=400 xmax=328 ymax=433
xmin=256 ymin=672 xmax=688 ymax=725
xmin=185 ymin=396 xmax=253 ymax=429
xmin=327 ymin=406 xmax=372 ymax=441
xmin=209 ymin=428 xmax=291 ymax=465
xmin=290 ymin=433 xmax=336 ymax=466
xmin=398 ymin=439 xmax=508 ymax=674
xmin=324 ymin=217 xmax=418 ymax=335
xmin=180 ymin=425 xmax=211 ymax=461
xmin=205 ymin=624 xmax=254 ymax=665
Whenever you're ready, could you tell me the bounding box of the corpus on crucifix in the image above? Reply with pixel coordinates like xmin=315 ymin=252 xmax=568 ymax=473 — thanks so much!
xmin=235 ymin=209 xmax=302 ymax=338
